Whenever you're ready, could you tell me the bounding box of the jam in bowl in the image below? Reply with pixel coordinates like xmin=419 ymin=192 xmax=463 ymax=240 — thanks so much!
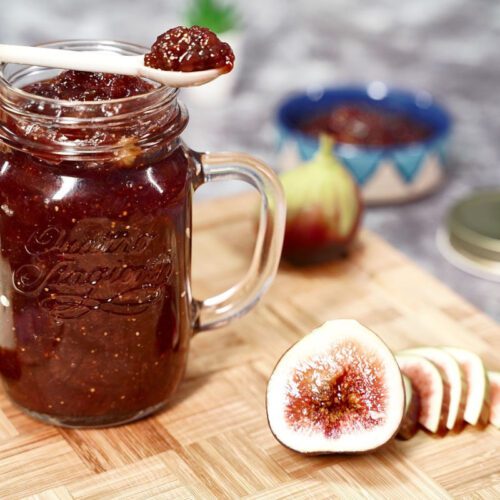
xmin=276 ymin=83 xmax=452 ymax=204
xmin=0 ymin=40 xmax=285 ymax=427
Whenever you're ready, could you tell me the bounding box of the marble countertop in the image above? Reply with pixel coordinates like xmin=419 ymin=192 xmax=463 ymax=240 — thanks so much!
xmin=2 ymin=0 xmax=500 ymax=320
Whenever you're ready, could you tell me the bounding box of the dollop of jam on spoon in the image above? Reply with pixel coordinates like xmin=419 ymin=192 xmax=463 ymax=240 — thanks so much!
xmin=0 ymin=26 xmax=234 ymax=91
xmin=145 ymin=25 xmax=234 ymax=73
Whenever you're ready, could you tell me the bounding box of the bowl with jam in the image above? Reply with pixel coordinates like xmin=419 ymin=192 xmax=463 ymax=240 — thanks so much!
xmin=276 ymin=83 xmax=451 ymax=204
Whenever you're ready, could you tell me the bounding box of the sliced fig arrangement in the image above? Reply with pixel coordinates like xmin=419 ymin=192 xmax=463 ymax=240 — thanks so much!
xmin=397 ymin=375 xmax=420 ymax=440
xmin=266 ymin=322 xmax=499 ymax=455
xmin=396 ymin=348 xmax=499 ymax=439
xmin=266 ymin=320 xmax=405 ymax=454
xmin=443 ymin=347 xmax=490 ymax=427
xmin=396 ymin=354 xmax=445 ymax=434
xmin=401 ymin=347 xmax=466 ymax=431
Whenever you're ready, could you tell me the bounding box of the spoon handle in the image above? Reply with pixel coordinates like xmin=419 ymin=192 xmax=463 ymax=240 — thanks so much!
xmin=0 ymin=44 xmax=141 ymax=75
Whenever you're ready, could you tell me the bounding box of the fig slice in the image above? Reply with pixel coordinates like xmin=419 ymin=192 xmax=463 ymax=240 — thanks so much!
xmin=266 ymin=320 xmax=405 ymax=454
xmin=402 ymin=347 xmax=466 ymax=431
xmin=396 ymin=354 xmax=445 ymax=434
xmin=488 ymin=371 xmax=500 ymax=429
xmin=443 ymin=347 xmax=490 ymax=427
xmin=397 ymin=375 xmax=421 ymax=440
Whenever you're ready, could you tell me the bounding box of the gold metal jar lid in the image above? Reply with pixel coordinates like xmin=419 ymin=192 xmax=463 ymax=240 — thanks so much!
xmin=437 ymin=190 xmax=500 ymax=280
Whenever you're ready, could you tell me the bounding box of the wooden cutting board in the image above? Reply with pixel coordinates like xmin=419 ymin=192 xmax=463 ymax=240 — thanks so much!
xmin=0 ymin=194 xmax=499 ymax=499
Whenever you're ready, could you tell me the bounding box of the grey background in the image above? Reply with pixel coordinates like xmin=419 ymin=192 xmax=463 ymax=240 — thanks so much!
xmin=2 ymin=0 xmax=500 ymax=319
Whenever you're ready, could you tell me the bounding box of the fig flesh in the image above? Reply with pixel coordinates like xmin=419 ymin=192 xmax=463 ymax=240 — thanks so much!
xmin=396 ymin=354 xmax=446 ymax=434
xmin=488 ymin=371 xmax=500 ymax=429
xmin=443 ymin=347 xmax=489 ymax=427
xmin=266 ymin=320 xmax=404 ymax=454
xmin=397 ymin=375 xmax=420 ymax=440
xmin=402 ymin=347 xmax=466 ymax=431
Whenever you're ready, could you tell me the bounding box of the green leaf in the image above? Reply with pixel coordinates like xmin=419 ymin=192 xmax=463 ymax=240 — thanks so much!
xmin=186 ymin=0 xmax=239 ymax=34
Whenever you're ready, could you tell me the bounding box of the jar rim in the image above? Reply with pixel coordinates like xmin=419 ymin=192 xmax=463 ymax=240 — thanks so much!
xmin=0 ymin=39 xmax=177 ymax=106
xmin=0 ymin=40 xmax=188 ymax=164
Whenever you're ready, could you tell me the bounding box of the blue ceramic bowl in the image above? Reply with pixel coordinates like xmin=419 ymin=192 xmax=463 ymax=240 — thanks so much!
xmin=276 ymin=83 xmax=452 ymax=204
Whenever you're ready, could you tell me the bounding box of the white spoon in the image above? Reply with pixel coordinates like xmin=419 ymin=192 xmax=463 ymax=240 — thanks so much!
xmin=0 ymin=44 xmax=224 ymax=87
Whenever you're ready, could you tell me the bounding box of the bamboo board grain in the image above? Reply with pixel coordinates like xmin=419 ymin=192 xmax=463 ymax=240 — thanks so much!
xmin=1 ymin=194 xmax=499 ymax=499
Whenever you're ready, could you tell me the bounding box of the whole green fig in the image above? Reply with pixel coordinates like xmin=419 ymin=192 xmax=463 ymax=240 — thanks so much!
xmin=280 ymin=136 xmax=363 ymax=265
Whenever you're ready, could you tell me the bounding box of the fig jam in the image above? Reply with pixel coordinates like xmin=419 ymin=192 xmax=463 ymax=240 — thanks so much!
xmin=0 ymin=61 xmax=195 ymax=426
xmin=145 ymin=26 xmax=234 ymax=73
xmin=23 ymin=71 xmax=154 ymax=101
xmin=285 ymin=342 xmax=387 ymax=437
xmin=300 ymin=104 xmax=432 ymax=146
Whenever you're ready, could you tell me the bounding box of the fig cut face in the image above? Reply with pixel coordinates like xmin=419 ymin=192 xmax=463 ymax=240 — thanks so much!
xmin=402 ymin=347 xmax=466 ymax=431
xmin=266 ymin=320 xmax=405 ymax=454
xmin=444 ymin=347 xmax=490 ymax=427
xmin=396 ymin=353 xmax=445 ymax=434
xmin=397 ymin=375 xmax=420 ymax=440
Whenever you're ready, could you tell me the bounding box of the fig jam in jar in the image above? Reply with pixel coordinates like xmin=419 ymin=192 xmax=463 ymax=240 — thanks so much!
xmin=0 ymin=41 xmax=285 ymax=427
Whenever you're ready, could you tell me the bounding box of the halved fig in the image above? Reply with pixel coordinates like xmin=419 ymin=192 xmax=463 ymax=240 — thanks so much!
xmin=488 ymin=371 xmax=500 ymax=429
xmin=396 ymin=353 xmax=446 ymax=434
xmin=266 ymin=320 xmax=405 ymax=454
xmin=443 ymin=347 xmax=489 ymax=427
xmin=402 ymin=347 xmax=466 ymax=431
xmin=397 ymin=375 xmax=420 ymax=440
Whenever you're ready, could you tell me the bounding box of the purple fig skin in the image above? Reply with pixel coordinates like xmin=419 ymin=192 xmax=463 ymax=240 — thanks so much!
xmin=279 ymin=137 xmax=364 ymax=267
xmin=265 ymin=327 xmax=404 ymax=455
xmin=397 ymin=379 xmax=421 ymax=441
xmin=477 ymin=396 xmax=491 ymax=429
xmin=282 ymin=203 xmax=363 ymax=267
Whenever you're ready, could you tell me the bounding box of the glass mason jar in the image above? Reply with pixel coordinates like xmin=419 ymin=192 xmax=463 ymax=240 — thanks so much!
xmin=0 ymin=41 xmax=285 ymax=427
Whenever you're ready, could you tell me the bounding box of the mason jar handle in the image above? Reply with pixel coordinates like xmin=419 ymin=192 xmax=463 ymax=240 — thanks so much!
xmin=194 ymin=151 xmax=286 ymax=332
